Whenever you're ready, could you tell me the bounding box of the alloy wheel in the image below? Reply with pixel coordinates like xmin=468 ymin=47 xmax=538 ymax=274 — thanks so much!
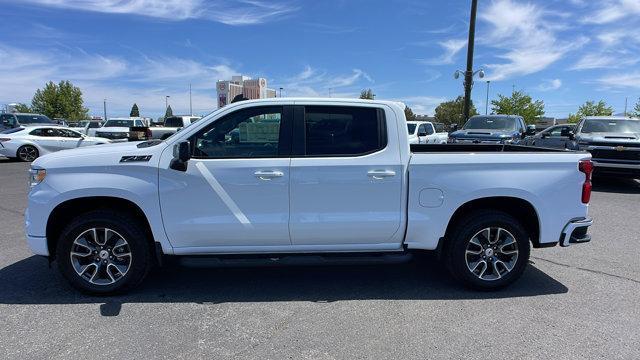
xmin=465 ymin=227 xmax=519 ymax=281
xmin=69 ymin=228 xmax=132 ymax=285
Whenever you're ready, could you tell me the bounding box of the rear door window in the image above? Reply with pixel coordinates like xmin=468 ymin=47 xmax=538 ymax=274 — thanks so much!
xmin=303 ymin=106 xmax=386 ymax=156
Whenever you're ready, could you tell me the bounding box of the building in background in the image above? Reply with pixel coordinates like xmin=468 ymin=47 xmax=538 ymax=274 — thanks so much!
xmin=216 ymin=75 xmax=276 ymax=108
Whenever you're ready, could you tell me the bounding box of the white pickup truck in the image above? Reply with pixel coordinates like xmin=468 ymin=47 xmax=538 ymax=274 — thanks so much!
xmin=407 ymin=120 xmax=449 ymax=144
xmin=25 ymin=98 xmax=594 ymax=294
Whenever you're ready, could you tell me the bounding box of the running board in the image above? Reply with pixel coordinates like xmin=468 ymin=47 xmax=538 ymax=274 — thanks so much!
xmin=177 ymin=252 xmax=413 ymax=268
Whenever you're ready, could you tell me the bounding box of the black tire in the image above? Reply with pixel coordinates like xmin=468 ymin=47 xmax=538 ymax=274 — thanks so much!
xmin=17 ymin=145 xmax=39 ymax=162
xmin=444 ymin=210 xmax=530 ymax=290
xmin=56 ymin=210 xmax=152 ymax=295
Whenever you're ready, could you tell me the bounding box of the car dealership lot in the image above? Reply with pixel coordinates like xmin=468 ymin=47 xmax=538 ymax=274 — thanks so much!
xmin=1 ymin=157 xmax=639 ymax=359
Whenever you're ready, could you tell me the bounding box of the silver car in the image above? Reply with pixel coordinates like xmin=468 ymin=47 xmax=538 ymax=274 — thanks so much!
xmin=0 ymin=126 xmax=111 ymax=162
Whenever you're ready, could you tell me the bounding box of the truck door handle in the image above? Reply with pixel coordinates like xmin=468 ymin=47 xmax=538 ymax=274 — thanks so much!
xmin=254 ymin=170 xmax=284 ymax=180
xmin=367 ymin=170 xmax=396 ymax=179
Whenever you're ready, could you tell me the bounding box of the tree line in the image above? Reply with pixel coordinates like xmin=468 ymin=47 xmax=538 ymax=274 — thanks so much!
xmin=361 ymin=88 xmax=640 ymax=126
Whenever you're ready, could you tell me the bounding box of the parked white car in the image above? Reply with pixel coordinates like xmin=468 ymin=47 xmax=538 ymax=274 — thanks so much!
xmin=407 ymin=121 xmax=448 ymax=144
xmin=0 ymin=126 xmax=110 ymax=161
xmin=25 ymin=98 xmax=593 ymax=294
xmin=89 ymin=118 xmax=147 ymax=142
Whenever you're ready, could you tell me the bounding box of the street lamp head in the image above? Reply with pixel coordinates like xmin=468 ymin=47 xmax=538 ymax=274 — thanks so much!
xmin=478 ymin=69 xmax=485 ymax=78
xmin=454 ymin=70 xmax=461 ymax=79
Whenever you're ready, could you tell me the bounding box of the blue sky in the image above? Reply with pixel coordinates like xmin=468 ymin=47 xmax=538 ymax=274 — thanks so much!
xmin=0 ymin=0 xmax=639 ymax=118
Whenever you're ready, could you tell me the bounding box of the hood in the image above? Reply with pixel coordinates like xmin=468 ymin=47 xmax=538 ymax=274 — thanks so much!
xmin=32 ymin=140 xmax=167 ymax=169
xmin=450 ymin=129 xmax=518 ymax=140
xmin=578 ymin=132 xmax=640 ymax=143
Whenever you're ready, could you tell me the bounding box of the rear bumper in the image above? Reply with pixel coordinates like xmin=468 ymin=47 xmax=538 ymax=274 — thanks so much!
xmin=592 ymin=160 xmax=640 ymax=177
xmin=559 ymin=218 xmax=593 ymax=247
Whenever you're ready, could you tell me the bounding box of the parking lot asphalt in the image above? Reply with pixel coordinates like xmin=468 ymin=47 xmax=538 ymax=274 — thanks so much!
xmin=1 ymin=157 xmax=639 ymax=359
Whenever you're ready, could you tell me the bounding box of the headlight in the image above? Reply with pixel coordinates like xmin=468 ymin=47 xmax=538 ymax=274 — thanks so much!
xmin=28 ymin=168 xmax=46 ymax=188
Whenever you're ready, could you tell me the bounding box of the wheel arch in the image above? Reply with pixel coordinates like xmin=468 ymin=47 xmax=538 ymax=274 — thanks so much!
xmin=46 ymin=196 xmax=157 ymax=261
xmin=443 ymin=196 xmax=541 ymax=248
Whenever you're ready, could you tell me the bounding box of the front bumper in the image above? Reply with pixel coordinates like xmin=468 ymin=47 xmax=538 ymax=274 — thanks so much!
xmin=559 ymin=218 xmax=593 ymax=247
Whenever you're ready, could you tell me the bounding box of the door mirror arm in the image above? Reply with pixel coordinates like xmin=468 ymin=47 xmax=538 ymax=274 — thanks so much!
xmin=170 ymin=140 xmax=191 ymax=171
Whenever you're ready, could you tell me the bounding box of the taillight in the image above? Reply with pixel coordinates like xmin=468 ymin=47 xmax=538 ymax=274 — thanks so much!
xmin=578 ymin=159 xmax=593 ymax=204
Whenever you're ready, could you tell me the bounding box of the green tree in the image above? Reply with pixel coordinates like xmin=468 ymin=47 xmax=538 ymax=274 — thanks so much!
xmin=434 ymin=96 xmax=478 ymax=126
xmin=404 ymin=105 xmax=416 ymax=121
xmin=130 ymin=103 xmax=140 ymax=117
xmin=31 ymin=80 xmax=89 ymax=120
xmin=164 ymin=105 xmax=173 ymax=119
xmin=13 ymin=103 xmax=31 ymax=113
xmin=490 ymin=90 xmax=544 ymax=124
xmin=632 ymin=98 xmax=640 ymax=118
xmin=568 ymin=100 xmax=614 ymax=123
xmin=359 ymin=88 xmax=375 ymax=100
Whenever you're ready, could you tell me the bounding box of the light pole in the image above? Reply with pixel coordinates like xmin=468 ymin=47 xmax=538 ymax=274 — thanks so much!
xmin=165 ymin=96 xmax=170 ymax=113
xmin=462 ymin=0 xmax=479 ymax=122
xmin=279 ymin=87 xmax=283 ymax=97
xmin=485 ymin=80 xmax=490 ymax=115
xmin=103 ymin=99 xmax=107 ymax=120
xmin=189 ymin=84 xmax=193 ymax=115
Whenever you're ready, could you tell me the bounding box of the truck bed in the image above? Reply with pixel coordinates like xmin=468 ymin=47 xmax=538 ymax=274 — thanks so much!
xmin=411 ymin=143 xmax=572 ymax=153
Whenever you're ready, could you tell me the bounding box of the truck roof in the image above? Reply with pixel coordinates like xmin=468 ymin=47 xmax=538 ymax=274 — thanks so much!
xmin=583 ymin=116 xmax=639 ymax=121
xmin=222 ymin=97 xmax=406 ymax=109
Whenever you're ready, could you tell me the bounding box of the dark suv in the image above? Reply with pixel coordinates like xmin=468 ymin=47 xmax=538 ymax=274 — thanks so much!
xmin=448 ymin=115 xmax=535 ymax=144
xmin=0 ymin=113 xmax=55 ymax=131
xmin=575 ymin=116 xmax=640 ymax=178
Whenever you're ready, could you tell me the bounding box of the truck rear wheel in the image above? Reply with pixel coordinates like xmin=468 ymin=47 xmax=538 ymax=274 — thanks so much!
xmin=444 ymin=210 xmax=530 ymax=290
xmin=55 ymin=210 xmax=152 ymax=295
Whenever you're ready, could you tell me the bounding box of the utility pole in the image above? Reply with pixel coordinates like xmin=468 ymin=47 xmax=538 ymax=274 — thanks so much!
xmin=485 ymin=80 xmax=490 ymax=115
xmin=462 ymin=0 xmax=478 ymax=122
xmin=103 ymin=99 xmax=107 ymax=120
xmin=189 ymin=84 xmax=193 ymax=115
xmin=624 ymin=97 xmax=628 ymax=116
xmin=165 ymin=96 xmax=170 ymax=112
xmin=279 ymin=87 xmax=283 ymax=97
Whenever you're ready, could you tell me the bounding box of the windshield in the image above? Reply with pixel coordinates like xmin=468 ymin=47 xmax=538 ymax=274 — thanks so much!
xmin=580 ymin=119 xmax=640 ymax=133
xmin=104 ymin=120 xmax=134 ymax=127
xmin=463 ymin=116 xmax=516 ymax=131
xmin=16 ymin=114 xmax=53 ymax=125
xmin=407 ymin=124 xmax=417 ymax=134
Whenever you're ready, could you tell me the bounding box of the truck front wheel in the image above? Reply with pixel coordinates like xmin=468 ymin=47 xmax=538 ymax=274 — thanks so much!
xmin=56 ymin=210 xmax=152 ymax=295
xmin=445 ymin=210 xmax=530 ymax=290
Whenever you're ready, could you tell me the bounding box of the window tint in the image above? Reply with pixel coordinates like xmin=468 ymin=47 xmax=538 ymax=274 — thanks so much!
xmin=434 ymin=123 xmax=445 ymax=133
xmin=304 ymin=106 xmax=386 ymax=156
xmin=192 ymin=106 xmax=282 ymax=158
xmin=104 ymin=120 xmax=133 ymax=127
xmin=58 ymin=128 xmax=82 ymax=138
xmin=164 ymin=117 xmax=184 ymax=127
xmin=407 ymin=124 xmax=416 ymax=134
xmin=421 ymin=124 xmax=434 ymax=135
xmin=30 ymin=128 xmax=59 ymax=137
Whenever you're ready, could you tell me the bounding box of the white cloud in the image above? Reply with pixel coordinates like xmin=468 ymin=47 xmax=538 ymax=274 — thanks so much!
xmin=536 ymin=79 xmax=562 ymax=91
xmin=479 ymin=0 xmax=585 ymax=81
xmin=278 ymin=66 xmax=373 ymax=98
xmin=0 ymin=42 xmax=243 ymax=116
xmin=16 ymin=0 xmax=297 ymax=25
xmin=596 ymin=72 xmax=640 ymax=89
xmin=582 ymin=0 xmax=640 ymax=24
xmin=424 ymin=39 xmax=467 ymax=65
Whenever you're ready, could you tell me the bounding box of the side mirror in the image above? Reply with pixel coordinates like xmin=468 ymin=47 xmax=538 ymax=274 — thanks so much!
xmin=170 ymin=141 xmax=191 ymax=171
xmin=561 ymin=129 xmax=575 ymax=140
xmin=526 ymin=125 xmax=537 ymax=136
xmin=450 ymin=124 xmax=459 ymax=132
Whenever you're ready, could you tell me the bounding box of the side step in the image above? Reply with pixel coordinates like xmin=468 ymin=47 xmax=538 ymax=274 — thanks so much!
xmin=177 ymin=252 xmax=413 ymax=268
